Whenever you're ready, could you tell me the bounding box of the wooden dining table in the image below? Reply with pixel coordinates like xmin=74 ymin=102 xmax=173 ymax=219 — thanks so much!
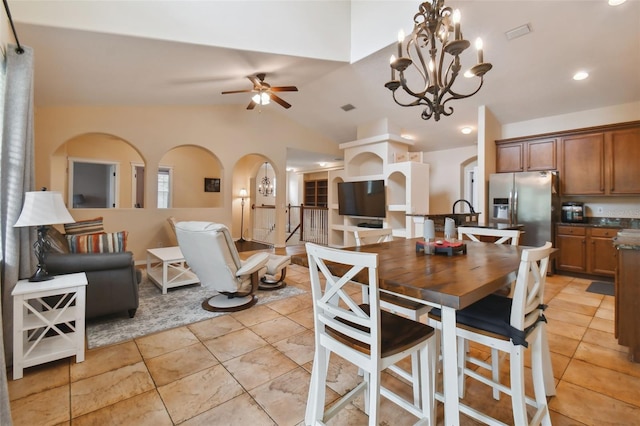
xmin=279 ymin=237 xmax=551 ymax=426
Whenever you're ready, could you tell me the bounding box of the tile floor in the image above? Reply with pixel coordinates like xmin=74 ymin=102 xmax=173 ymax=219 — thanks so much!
xmin=6 ymin=264 xmax=640 ymax=425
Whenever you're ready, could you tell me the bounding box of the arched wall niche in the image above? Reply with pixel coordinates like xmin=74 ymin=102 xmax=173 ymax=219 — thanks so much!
xmin=347 ymin=151 xmax=383 ymax=177
xmin=158 ymin=145 xmax=223 ymax=208
xmin=51 ymin=133 xmax=145 ymax=209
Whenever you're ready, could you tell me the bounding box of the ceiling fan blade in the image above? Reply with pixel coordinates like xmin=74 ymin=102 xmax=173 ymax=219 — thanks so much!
xmin=248 ymin=75 xmax=262 ymax=88
xmin=270 ymin=86 xmax=299 ymax=92
xmin=221 ymin=89 xmax=253 ymax=94
xmin=247 ymin=100 xmax=257 ymax=110
xmin=270 ymin=93 xmax=292 ymax=109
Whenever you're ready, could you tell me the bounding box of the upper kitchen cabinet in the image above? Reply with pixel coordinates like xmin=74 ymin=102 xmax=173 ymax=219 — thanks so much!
xmin=495 ymin=138 xmax=556 ymax=173
xmin=560 ymin=123 xmax=640 ymax=196
xmin=560 ymin=132 xmax=605 ymax=195
xmin=609 ymin=127 xmax=640 ymax=195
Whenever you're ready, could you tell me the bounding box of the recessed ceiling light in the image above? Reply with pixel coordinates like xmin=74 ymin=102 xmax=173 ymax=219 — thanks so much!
xmin=461 ymin=127 xmax=473 ymax=134
xmin=401 ymin=133 xmax=415 ymax=140
xmin=318 ymin=162 xmax=326 ymax=167
xmin=573 ymin=71 xmax=589 ymax=81
xmin=608 ymin=0 xmax=626 ymax=6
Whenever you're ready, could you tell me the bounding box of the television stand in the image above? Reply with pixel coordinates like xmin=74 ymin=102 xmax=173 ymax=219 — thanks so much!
xmin=357 ymin=222 xmax=383 ymax=229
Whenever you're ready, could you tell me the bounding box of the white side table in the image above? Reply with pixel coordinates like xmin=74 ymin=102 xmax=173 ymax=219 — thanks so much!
xmin=146 ymin=246 xmax=200 ymax=294
xmin=12 ymin=272 xmax=88 ymax=380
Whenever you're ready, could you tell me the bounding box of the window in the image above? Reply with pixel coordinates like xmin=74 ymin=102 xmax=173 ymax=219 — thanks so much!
xmin=157 ymin=167 xmax=172 ymax=208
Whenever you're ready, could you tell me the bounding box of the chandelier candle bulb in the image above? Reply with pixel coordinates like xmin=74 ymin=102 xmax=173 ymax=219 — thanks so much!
xmin=397 ymin=29 xmax=404 ymax=57
xmin=453 ymin=9 xmax=461 ymax=40
xmin=476 ymin=38 xmax=483 ymax=63
xmin=390 ymin=55 xmax=396 ymax=80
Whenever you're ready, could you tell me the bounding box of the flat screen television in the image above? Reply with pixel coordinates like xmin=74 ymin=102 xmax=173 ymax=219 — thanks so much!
xmin=337 ymin=180 xmax=386 ymax=218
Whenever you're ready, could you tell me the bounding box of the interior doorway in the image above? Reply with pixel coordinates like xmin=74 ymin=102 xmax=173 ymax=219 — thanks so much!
xmin=68 ymin=158 xmax=118 ymax=208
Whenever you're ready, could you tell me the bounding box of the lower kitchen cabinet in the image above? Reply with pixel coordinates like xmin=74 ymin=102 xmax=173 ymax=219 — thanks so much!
xmin=556 ymin=225 xmax=617 ymax=277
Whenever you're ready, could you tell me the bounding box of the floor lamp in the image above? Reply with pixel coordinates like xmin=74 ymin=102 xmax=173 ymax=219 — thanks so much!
xmin=238 ymin=188 xmax=248 ymax=242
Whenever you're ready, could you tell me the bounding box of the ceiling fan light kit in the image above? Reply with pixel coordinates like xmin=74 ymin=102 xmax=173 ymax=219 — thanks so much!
xmin=222 ymin=72 xmax=298 ymax=110
xmin=385 ymin=0 xmax=492 ymax=121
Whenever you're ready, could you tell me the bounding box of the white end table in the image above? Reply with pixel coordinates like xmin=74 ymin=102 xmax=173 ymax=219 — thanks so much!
xmin=146 ymin=246 xmax=200 ymax=294
xmin=12 ymin=272 xmax=88 ymax=380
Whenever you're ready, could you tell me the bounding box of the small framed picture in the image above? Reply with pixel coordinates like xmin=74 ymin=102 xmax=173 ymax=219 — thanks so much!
xmin=204 ymin=178 xmax=221 ymax=193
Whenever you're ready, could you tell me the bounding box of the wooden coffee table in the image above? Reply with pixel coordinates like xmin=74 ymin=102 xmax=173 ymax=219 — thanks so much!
xmin=146 ymin=246 xmax=200 ymax=294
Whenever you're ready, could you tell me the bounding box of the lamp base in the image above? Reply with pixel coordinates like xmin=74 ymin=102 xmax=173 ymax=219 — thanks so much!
xmin=28 ymin=266 xmax=54 ymax=282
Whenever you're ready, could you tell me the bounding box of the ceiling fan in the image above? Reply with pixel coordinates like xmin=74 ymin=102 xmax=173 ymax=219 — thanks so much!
xmin=221 ymin=73 xmax=298 ymax=110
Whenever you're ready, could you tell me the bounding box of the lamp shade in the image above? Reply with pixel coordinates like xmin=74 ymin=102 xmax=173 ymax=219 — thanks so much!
xmin=239 ymin=188 xmax=248 ymax=198
xmin=14 ymin=191 xmax=75 ymax=227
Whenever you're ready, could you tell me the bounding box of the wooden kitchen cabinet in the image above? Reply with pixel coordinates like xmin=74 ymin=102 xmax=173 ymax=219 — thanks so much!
xmin=556 ymin=225 xmax=618 ymax=277
xmin=560 ymin=124 xmax=640 ymax=195
xmin=560 ymin=133 xmax=605 ymax=195
xmin=616 ymin=247 xmax=640 ymax=361
xmin=589 ymin=227 xmax=618 ymax=276
xmin=556 ymin=225 xmax=587 ymax=273
xmin=495 ymin=138 xmax=556 ymax=173
xmin=614 ymin=230 xmax=640 ymax=362
xmin=609 ymin=127 xmax=640 ymax=195
xmin=495 ymin=121 xmax=640 ymax=194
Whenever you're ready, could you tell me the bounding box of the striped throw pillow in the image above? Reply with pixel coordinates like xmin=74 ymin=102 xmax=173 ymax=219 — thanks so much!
xmin=64 ymin=217 xmax=104 ymax=235
xmin=67 ymin=231 xmax=128 ymax=253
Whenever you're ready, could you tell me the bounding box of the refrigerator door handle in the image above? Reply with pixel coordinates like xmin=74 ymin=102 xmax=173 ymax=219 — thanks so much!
xmin=508 ymin=190 xmax=513 ymax=225
xmin=513 ymin=190 xmax=518 ymax=224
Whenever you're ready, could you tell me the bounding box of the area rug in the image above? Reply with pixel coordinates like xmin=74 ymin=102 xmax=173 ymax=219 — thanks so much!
xmin=86 ymin=273 xmax=307 ymax=349
xmin=586 ymin=281 xmax=615 ymax=296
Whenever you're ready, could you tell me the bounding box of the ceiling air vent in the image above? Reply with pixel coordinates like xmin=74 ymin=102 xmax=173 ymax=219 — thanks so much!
xmin=505 ymin=24 xmax=532 ymax=41
xmin=340 ymin=104 xmax=356 ymax=112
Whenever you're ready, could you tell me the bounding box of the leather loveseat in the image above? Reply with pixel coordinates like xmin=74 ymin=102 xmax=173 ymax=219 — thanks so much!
xmin=46 ymin=251 xmax=141 ymax=319
xmin=44 ymin=218 xmax=141 ymax=319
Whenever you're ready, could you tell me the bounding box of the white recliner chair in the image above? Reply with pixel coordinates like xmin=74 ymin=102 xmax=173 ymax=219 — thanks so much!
xmin=175 ymin=221 xmax=289 ymax=311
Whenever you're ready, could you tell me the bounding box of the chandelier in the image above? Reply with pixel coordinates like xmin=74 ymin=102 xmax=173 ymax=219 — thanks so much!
xmin=258 ymin=162 xmax=274 ymax=196
xmin=385 ymin=0 xmax=492 ymax=121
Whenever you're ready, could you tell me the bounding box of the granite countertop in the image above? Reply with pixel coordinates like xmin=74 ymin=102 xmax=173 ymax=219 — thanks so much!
xmin=558 ymin=217 xmax=640 ymax=229
xmin=614 ymin=229 xmax=640 ymax=250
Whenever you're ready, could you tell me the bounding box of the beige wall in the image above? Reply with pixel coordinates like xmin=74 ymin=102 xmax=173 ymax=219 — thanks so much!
xmin=422 ymin=145 xmax=478 ymax=215
xmin=161 ymin=145 xmax=222 ymax=208
xmin=35 ymin=105 xmax=341 ymax=261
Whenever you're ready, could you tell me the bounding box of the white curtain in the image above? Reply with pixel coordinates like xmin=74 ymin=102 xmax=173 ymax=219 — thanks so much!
xmin=0 ymin=43 xmax=36 ymax=426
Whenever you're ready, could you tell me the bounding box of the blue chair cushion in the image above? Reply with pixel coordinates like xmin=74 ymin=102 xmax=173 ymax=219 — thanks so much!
xmin=430 ymin=294 xmax=546 ymax=347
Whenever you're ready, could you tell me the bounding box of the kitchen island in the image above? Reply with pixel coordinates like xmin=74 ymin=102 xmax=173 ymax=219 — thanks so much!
xmin=614 ymin=229 xmax=640 ymax=362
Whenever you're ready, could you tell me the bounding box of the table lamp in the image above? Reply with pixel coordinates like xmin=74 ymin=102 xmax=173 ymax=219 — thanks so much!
xmin=14 ymin=189 xmax=75 ymax=282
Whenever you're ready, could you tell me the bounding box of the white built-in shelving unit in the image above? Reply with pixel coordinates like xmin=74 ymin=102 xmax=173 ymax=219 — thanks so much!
xmin=328 ymin=133 xmax=429 ymax=247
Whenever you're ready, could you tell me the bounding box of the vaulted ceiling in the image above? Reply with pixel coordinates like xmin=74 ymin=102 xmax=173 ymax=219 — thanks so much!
xmin=11 ymin=1 xmax=640 ymax=170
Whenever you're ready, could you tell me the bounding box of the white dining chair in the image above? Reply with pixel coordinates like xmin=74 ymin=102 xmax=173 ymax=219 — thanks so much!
xmin=457 ymin=226 xmax=521 ymax=245
xmin=354 ymin=228 xmax=431 ymax=321
xmin=354 ymin=228 xmax=433 ymax=404
xmin=304 ymin=242 xmax=436 ymax=426
xmin=455 ymin=226 xmax=523 ymax=399
xmin=428 ymin=242 xmax=554 ymax=425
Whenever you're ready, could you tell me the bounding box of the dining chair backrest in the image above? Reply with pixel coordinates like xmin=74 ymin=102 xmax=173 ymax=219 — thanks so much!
xmin=354 ymin=228 xmax=393 ymax=247
xmin=306 ymin=242 xmax=381 ymax=358
xmin=457 ymin=227 xmax=521 ymax=245
xmin=511 ymin=241 xmax=553 ymax=331
xmin=304 ymin=242 xmax=435 ymax=425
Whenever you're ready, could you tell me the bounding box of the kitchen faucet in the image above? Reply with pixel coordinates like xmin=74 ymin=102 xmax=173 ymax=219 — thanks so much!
xmin=452 ymin=199 xmax=476 ymax=214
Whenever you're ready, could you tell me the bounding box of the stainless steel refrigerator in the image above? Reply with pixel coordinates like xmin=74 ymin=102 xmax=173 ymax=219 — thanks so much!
xmin=489 ymin=171 xmax=560 ymax=247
